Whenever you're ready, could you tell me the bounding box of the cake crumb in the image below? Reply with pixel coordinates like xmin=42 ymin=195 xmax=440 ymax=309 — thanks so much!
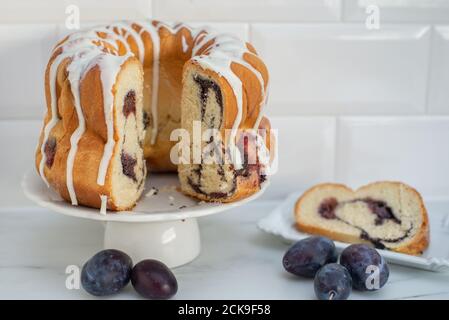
xmin=145 ymin=187 xmax=158 ymax=197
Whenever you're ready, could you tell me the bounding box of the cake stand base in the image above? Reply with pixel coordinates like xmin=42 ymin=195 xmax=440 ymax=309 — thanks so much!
xmin=103 ymin=218 xmax=201 ymax=268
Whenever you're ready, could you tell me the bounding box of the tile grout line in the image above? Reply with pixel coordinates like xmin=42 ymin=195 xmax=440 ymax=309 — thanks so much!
xmin=339 ymin=0 xmax=345 ymax=22
xmin=423 ymin=25 xmax=435 ymax=114
xmin=332 ymin=116 xmax=339 ymax=182
xmin=148 ymin=0 xmax=154 ymax=19
xmin=247 ymin=23 xmax=252 ymax=43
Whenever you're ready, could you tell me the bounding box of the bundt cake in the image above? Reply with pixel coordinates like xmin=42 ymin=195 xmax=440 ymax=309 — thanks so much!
xmin=294 ymin=182 xmax=429 ymax=255
xmin=35 ymin=20 xmax=273 ymax=212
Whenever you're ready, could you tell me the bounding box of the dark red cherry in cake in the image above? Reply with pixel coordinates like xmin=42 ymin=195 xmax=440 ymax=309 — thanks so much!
xmin=123 ymin=90 xmax=136 ymax=118
xmin=121 ymin=151 xmax=137 ymax=182
xmin=44 ymin=136 xmax=57 ymax=168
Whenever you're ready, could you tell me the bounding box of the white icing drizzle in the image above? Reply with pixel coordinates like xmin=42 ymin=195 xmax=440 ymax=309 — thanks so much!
xmin=39 ymin=38 xmax=102 ymax=188
xmin=40 ymin=25 xmax=133 ymax=205
xmin=191 ymin=33 xmax=267 ymax=168
xmin=100 ymin=195 xmax=107 ymax=215
xmin=39 ymin=53 xmax=66 ymax=187
xmin=66 ymin=49 xmax=105 ymax=205
xmin=254 ymin=84 xmax=269 ymax=130
xmin=181 ymin=35 xmax=188 ymax=53
xmin=112 ymin=22 xmax=145 ymax=64
xmin=156 ymin=21 xmax=203 ymax=37
xmin=200 ymin=34 xmax=267 ymax=129
xmin=192 ymin=53 xmax=244 ymax=168
xmin=94 ymin=26 xmax=132 ymax=53
xmin=137 ymin=23 xmax=160 ymax=144
xmin=96 ymin=52 xmax=133 ymax=186
xmin=136 ymin=22 xmax=206 ymax=144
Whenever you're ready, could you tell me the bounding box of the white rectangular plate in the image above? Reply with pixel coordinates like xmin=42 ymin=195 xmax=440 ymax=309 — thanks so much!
xmin=258 ymin=192 xmax=449 ymax=272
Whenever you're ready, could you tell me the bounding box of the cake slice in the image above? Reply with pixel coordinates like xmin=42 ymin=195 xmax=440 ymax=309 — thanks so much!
xmin=177 ymin=64 xmax=271 ymax=202
xmin=105 ymin=59 xmax=147 ymax=210
xmin=36 ymin=56 xmax=146 ymax=212
xmin=294 ymin=181 xmax=429 ymax=255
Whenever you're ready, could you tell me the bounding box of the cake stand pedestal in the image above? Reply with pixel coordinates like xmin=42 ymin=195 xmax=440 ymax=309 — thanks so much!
xmin=103 ymin=218 xmax=200 ymax=268
xmin=22 ymin=171 xmax=268 ymax=267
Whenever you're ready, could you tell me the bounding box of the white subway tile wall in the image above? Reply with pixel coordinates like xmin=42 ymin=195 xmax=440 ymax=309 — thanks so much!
xmin=179 ymin=22 xmax=249 ymax=42
xmin=0 ymin=24 xmax=57 ymax=119
xmin=428 ymin=26 xmax=449 ymax=114
xmin=0 ymin=0 xmax=151 ymax=23
xmin=57 ymin=22 xmax=249 ymax=43
xmin=152 ymin=0 xmax=342 ymax=22
xmin=0 ymin=121 xmax=41 ymax=207
xmin=268 ymin=117 xmax=336 ymax=199
xmin=344 ymin=0 xmax=449 ymax=23
xmin=0 ymin=0 xmax=448 ymax=200
xmin=251 ymin=24 xmax=431 ymax=116
xmin=336 ymin=117 xmax=449 ymax=200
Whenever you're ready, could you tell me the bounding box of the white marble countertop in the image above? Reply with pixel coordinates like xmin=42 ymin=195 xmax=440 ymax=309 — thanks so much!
xmin=1 ymin=203 xmax=449 ymax=300
xmin=1 ymin=120 xmax=449 ymax=299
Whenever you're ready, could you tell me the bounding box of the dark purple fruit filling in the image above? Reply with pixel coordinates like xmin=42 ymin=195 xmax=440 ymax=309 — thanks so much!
xmin=208 ymin=192 xmax=228 ymax=199
xmin=363 ymin=198 xmax=400 ymax=225
xmin=187 ymin=174 xmax=236 ymax=199
xmin=318 ymin=197 xmax=399 ymax=225
xmin=317 ymin=197 xmax=407 ymax=250
xmin=143 ymin=110 xmax=150 ymax=129
xmin=318 ymin=197 xmax=338 ymax=219
xmin=187 ymin=177 xmax=203 ymax=194
xmin=360 ymin=231 xmax=386 ymax=250
xmin=137 ymin=158 xmax=146 ymax=189
xmin=193 ymin=75 xmax=223 ymax=123
xmin=123 ymin=90 xmax=136 ymax=118
xmin=216 ymin=165 xmax=227 ymax=182
xmin=361 ymin=226 xmax=412 ymax=248
xmin=44 ymin=137 xmax=57 ymax=168
xmin=121 ymin=152 xmax=137 ymax=182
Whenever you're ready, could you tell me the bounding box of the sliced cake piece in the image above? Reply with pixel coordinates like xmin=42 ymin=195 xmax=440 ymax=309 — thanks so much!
xmin=177 ymin=65 xmax=270 ymax=202
xmin=35 ymin=56 xmax=146 ymax=211
xmin=178 ymin=68 xmax=236 ymax=201
xmin=294 ymin=181 xmax=429 ymax=255
xmin=107 ymin=60 xmax=147 ymax=210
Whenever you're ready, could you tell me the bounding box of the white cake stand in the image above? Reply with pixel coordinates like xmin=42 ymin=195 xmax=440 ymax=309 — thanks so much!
xmin=22 ymin=171 xmax=268 ymax=268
